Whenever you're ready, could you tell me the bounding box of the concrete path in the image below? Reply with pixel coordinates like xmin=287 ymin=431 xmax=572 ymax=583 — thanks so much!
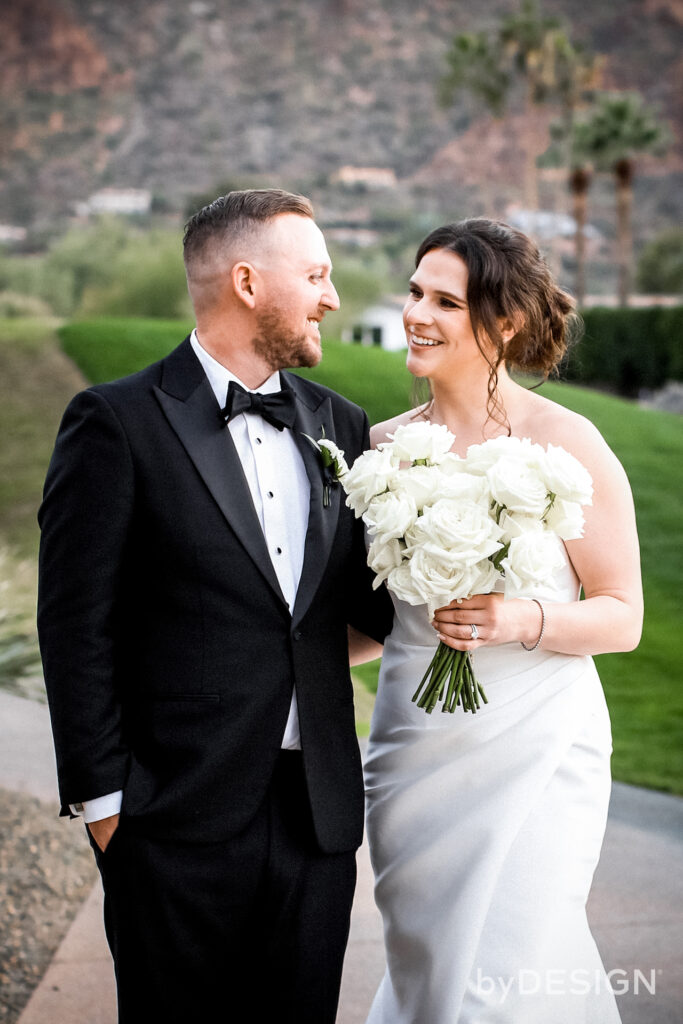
xmin=0 ymin=690 xmax=56 ymax=804
xmin=2 ymin=690 xmax=681 ymax=1023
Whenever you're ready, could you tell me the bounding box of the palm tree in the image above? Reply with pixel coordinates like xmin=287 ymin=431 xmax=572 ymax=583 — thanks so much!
xmin=572 ymin=92 xmax=669 ymax=305
xmin=569 ymin=165 xmax=592 ymax=306
xmin=542 ymin=44 xmax=601 ymax=305
xmin=440 ymin=0 xmax=594 ymax=212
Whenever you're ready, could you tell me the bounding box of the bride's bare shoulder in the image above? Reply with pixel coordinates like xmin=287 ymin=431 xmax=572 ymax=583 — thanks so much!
xmin=370 ymin=406 xmax=429 ymax=449
xmin=524 ymin=391 xmax=601 ymax=447
xmin=522 ymin=390 xmax=621 ymax=476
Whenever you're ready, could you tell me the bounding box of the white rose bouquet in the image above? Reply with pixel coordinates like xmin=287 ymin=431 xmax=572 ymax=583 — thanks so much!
xmin=343 ymin=421 xmax=593 ymax=715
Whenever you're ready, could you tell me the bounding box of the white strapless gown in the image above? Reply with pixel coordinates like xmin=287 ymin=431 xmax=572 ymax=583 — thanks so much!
xmin=364 ymin=546 xmax=621 ymax=1023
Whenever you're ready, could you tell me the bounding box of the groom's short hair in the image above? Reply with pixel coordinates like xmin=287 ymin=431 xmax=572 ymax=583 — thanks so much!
xmin=183 ymin=189 xmax=315 ymax=270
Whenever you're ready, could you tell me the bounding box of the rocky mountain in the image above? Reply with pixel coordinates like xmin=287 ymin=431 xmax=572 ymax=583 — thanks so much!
xmin=1 ymin=0 xmax=682 ymax=241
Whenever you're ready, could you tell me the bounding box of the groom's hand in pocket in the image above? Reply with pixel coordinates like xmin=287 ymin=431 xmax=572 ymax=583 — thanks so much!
xmin=87 ymin=813 xmax=120 ymax=853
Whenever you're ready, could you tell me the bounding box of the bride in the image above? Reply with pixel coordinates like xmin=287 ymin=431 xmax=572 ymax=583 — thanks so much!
xmin=362 ymin=219 xmax=643 ymax=1023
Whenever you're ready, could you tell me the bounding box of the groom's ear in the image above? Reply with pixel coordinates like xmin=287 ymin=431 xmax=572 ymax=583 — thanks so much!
xmin=231 ymin=261 xmax=258 ymax=309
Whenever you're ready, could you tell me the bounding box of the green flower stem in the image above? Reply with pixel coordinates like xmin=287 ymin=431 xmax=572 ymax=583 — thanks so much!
xmin=443 ymin=652 xmax=461 ymax=712
xmin=414 ymin=645 xmax=450 ymax=712
xmin=412 ymin=641 xmax=488 ymax=716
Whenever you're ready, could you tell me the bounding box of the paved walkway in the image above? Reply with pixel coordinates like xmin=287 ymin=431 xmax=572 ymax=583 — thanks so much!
xmin=2 ymin=689 xmax=681 ymax=1023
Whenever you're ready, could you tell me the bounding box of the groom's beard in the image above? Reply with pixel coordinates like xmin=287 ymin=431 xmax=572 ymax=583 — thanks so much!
xmin=252 ymin=307 xmax=323 ymax=372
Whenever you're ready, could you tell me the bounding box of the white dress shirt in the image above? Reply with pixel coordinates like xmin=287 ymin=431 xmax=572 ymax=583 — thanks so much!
xmin=72 ymin=331 xmax=310 ymax=823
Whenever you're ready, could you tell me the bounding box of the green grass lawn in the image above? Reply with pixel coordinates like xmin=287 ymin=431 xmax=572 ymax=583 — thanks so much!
xmin=0 ymin=317 xmax=87 ymax=700
xmin=50 ymin=319 xmax=683 ymax=792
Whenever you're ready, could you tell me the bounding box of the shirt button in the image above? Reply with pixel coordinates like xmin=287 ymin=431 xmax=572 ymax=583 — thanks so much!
xmin=267 ymin=491 xmax=274 ymax=498
xmin=276 ymin=547 xmax=282 ymax=555
xmin=255 ymin=437 xmax=262 ymax=445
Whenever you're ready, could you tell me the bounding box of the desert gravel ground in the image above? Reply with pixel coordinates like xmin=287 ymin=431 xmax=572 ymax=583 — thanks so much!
xmin=0 ymin=787 xmax=96 ymax=1023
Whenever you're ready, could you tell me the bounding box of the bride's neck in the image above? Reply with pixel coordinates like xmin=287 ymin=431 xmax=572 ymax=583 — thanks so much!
xmin=428 ymin=367 xmax=517 ymax=440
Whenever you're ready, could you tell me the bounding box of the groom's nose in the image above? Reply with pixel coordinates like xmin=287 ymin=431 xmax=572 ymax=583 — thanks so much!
xmin=321 ymin=280 xmax=340 ymax=312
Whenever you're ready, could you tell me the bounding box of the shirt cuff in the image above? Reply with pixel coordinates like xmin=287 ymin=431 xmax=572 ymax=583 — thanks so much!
xmin=70 ymin=791 xmax=123 ymax=823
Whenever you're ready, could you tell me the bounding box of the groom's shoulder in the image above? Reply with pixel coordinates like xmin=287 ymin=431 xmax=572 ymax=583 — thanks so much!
xmin=56 ymin=338 xmax=192 ymax=437
xmin=284 ymin=371 xmax=367 ymax=421
xmin=83 ymin=336 xmax=192 ymax=406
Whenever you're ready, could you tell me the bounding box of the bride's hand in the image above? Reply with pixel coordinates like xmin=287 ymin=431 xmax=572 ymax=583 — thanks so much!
xmin=432 ymin=594 xmax=542 ymax=651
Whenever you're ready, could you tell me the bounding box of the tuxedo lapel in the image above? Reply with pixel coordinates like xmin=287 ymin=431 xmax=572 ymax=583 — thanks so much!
xmin=283 ymin=374 xmax=342 ymax=628
xmin=153 ymin=340 xmax=287 ymax=607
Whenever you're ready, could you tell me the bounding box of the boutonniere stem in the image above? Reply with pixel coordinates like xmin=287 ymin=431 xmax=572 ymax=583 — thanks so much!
xmin=303 ymin=428 xmax=349 ymax=507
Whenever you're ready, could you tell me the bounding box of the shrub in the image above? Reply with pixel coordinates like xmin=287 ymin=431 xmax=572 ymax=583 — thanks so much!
xmin=0 ymin=291 xmax=52 ymax=318
xmin=0 ymin=220 xmax=189 ymax=319
xmin=0 ymin=255 xmax=45 ymax=303
xmin=41 ymin=218 xmax=132 ymax=315
xmin=637 ymin=229 xmax=683 ymax=295
xmin=563 ymin=306 xmax=683 ymax=396
xmin=58 ymin=318 xmax=192 ymax=383
xmin=79 ymin=232 xmax=190 ymax=320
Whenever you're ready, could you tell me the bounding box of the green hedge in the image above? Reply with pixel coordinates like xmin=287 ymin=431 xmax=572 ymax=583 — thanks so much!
xmin=563 ymin=306 xmax=683 ymax=396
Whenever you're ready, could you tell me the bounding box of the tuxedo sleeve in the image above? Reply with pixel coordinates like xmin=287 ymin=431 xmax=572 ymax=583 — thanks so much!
xmin=38 ymin=389 xmax=134 ymax=815
xmin=345 ymin=411 xmax=393 ymax=644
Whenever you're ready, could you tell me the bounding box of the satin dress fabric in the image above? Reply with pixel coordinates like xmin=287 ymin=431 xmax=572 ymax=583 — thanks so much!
xmin=364 ymin=544 xmax=621 ymax=1023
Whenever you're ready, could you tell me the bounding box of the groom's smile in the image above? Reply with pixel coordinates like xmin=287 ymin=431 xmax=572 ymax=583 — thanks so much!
xmin=251 ymin=213 xmax=340 ymax=371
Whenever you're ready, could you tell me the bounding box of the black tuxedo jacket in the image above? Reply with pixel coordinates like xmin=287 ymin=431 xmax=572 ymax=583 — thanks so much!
xmin=38 ymin=337 xmax=392 ymax=853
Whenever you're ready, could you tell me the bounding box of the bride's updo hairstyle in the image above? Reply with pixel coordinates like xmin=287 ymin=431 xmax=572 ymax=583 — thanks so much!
xmin=414 ymin=218 xmax=579 ymax=430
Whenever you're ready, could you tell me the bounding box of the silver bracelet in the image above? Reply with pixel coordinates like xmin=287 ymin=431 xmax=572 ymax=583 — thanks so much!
xmin=520 ymin=598 xmax=545 ymax=651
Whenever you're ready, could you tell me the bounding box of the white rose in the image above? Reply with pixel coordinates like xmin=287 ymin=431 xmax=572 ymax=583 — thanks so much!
xmin=486 ymin=457 xmax=550 ymax=517
xmin=465 ymin=435 xmax=544 ymax=475
xmin=408 ymin=549 xmax=500 ymax=616
xmin=343 ymin=446 xmax=400 ymax=517
xmin=367 ymin=536 xmax=405 ymax=588
xmin=501 ymin=531 xmax=566 ymax=598
xmin=498 ymin=509 xmax=546 ymax=543
xmin=435 ymin=465 xmax=490 ymax=505
xmin=437 ymin=451 xmax=466 ymax=474
xmin=318 ymin=439 xmax=349 ymax=477
xmin=386 ymin=561 xmax=424 ymax=606
xmin=389 ymin=464 xmax=443 ymax=512
xmin=541 ymin=444 xmax=593 ymax=505
xmin=467 ymin=558 xmax=501 ymax=603
xmin=386 ymin=421 xmax=455 ymax=464
xmin=364 ymin=491 xmax=418 ymax=545
xmin=405 ymin=498 xmax=504 ymax=566
xmin=544 ymin=497 xmax=586 ymax=541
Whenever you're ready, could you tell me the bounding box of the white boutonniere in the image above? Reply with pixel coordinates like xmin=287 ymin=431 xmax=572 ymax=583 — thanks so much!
xmin=303 ymin=430 xmax=349 ymax=507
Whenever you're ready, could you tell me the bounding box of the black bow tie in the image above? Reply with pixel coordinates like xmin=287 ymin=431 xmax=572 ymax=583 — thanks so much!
xmin=220 ymin=380 xmax=297 ymax=432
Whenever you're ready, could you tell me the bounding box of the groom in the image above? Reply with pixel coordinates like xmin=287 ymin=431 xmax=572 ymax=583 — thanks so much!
xmin=37 ymin=188 xmax=391 ymax=1023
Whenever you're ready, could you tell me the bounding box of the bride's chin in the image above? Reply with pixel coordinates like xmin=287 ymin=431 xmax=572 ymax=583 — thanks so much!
xmin=405 ymin=357 xmax=430 ymax=379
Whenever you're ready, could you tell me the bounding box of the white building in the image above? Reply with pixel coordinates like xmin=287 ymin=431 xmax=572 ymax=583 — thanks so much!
xmin=0 ymin=225 xmax=27 ymax=243
xmin=343 ymin=298 xmax=407 ymax=352
xmin=331 ymin=166 xmax=397 ymax=190
xmin=77 ymin=188 xmax=152 ymax=216
xmin=505 ymin=206 xmax=602 ymax=244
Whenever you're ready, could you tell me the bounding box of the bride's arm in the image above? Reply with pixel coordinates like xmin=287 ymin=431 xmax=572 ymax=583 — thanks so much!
xmin=433 ymin=419 xmax=644 ymax=657
xmin=348 ymin=625 xmax=383 ymax=665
